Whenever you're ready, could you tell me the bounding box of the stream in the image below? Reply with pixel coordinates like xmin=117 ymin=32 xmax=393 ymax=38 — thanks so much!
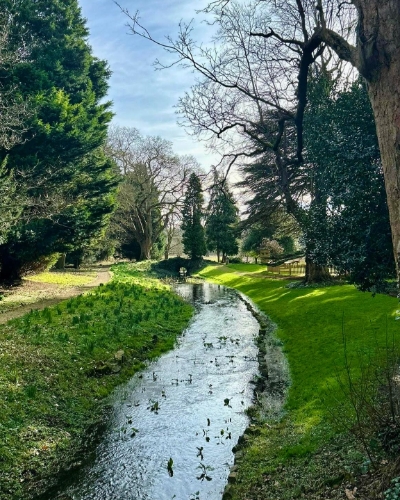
xmin=50 ymin=283 xmax=261 ymax=500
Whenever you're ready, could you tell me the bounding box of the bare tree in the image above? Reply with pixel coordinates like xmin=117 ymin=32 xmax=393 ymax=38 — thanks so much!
xmin=108 ymin=126 xmax=199 ymax=260
xmin=0 ymin=12 xmax=33 ymax=242
xmin=0 ymin=12 xmax=32 ymax=151
xmin=119 ymin=0 xmax=400 ymax=282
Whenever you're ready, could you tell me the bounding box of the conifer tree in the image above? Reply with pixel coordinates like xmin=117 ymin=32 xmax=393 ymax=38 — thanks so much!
xmin=0 ymin=0 xmax=117 ymax=280
xmin=206 ymin=173 xmax=239 ymax=262
xmin=181 ymin=173 xmax=206 ymax=260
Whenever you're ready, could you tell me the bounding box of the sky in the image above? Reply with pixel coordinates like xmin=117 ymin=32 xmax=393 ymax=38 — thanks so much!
xmin=79 ymin=0 xmax=219 ymax=170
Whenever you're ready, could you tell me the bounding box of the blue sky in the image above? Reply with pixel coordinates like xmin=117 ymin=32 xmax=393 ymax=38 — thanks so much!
xmin=79 ymin=0 xmax=218 ymax=169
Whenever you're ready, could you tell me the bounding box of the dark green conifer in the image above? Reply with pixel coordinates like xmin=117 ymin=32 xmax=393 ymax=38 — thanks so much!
xmin=0 ymin=0 xmax=117 ymax=280
xmin=206 ymin=172 xmax=239 ymax=262
xmin=181 ymin=173 xmax=206 ymax=260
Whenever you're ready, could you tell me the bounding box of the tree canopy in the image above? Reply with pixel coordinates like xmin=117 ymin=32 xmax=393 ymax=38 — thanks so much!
xmin=206 ymin=171 xmax=239 ymax=262
xmin=0 ymin=0 xmax=117 ymax=279
xmin=181 ymin=173 xmax=207 ymax=260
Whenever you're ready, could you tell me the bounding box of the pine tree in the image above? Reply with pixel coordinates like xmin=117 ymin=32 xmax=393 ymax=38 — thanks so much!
xmin=0 ymin=0 xmax=117 ymax=280
xmin=181 ymin=173 xmax=206 ymax=260
xmin=206 ymin=174 xmax=239 ymax=262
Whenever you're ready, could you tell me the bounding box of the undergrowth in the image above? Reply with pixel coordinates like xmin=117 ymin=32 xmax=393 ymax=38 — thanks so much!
xmin=0 ymin=262 xmax=193 ymax=500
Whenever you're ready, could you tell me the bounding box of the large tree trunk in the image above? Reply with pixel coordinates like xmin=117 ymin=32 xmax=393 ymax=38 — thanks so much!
xmin=139 ymin=239 xmax=152 ymax=261
xmin=0 ymin=246 xmax=22 ymax=283
xmin=356 ymin=1 xmax=400 ymax=280
xmin=305 ymin=257 xmax=331 ymax=283
xmin=369 ymin=77 xmax=400 ymax=279
xmin=55 ymin=253 xmax=66 ymax=270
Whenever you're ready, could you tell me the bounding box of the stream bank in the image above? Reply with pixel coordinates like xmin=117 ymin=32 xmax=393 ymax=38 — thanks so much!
xmin=41 ymin=283 xmax=270 ymax=500
xmin=0 ymin=263 xmax=193 ymax=500
xmin=221 ymin=293 xmax=289 ymax=500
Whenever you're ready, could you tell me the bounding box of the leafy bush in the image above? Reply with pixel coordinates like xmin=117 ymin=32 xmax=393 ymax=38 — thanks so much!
xmin=385 ymin=478 xmax=400 ymax=500
xmin=228 ymin=256 xmax=242 ymax=264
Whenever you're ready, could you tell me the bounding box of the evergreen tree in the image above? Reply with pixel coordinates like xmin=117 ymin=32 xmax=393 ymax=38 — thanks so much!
xmin=181 ymin=173 xmax=206 ymax=260
xmin=206 ymin=173 xmax=239 ymax=262
xmin=0 ymin=0 xmax=117 ymax=280
xmin=304 ymin=75 xmax=394 ymax=291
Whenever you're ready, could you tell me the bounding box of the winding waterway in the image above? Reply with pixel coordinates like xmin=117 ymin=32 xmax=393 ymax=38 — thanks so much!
xmin=50 ymin=283 xmax=260 ymax=500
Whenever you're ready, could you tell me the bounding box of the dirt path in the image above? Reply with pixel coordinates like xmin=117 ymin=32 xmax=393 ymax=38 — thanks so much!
xmin=0 ymin=266 xmax=112 ymax=324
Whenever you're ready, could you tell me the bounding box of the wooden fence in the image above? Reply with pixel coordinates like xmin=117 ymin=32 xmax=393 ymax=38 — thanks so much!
xmin=266 ymin=264 xmax=338 ymax=276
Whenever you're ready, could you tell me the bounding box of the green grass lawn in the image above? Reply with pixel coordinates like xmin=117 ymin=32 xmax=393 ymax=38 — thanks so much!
xmin=197 ymin=264 xmax=400 ymax=499
xmin=226 ymin=263 xmax=267 ymax=273
xmin=0 ymin=263 xmax=193 ymax=500
xmin=25 ymin=271 xmax=97 ymax=287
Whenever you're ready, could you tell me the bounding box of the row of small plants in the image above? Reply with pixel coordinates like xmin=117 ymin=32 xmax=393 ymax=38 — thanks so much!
xmin=0 ymin=263 xmax=193 ymax=499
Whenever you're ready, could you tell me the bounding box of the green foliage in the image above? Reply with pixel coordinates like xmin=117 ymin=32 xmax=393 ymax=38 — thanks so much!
xmin=205 ymin=172 xmax=239 ymax=260
xmin=277 ymin=235 xmax=295 ymax=254
xmin=239 ymin=73 xmax=394 ymax=287
xmin=0 ymin=262 xmax=193 ymax=498
xmin=0 ymin=0 xmax=117 ymax=280
xmin=304 ymin=75 xmax=395 ymax=291
xmin=181 ymin=173 xmax=206 ymax=260
xmin=241 ymin=224 xmax=274 ymax=261
xmin=197 ymin=264 xmax=399 ymax=499
xmin=385 ymin=478 xmax=400 ymax=500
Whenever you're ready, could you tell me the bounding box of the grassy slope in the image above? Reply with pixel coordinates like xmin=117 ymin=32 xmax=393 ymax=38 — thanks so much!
xmin=0 ymin=263 xmax=193 ymax=500
xmin=198 ymin=263 xmax=399 ymax=499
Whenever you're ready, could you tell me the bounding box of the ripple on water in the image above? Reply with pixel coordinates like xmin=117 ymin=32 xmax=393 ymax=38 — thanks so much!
xmin=50 ymin=283 xmax=260 ymax=500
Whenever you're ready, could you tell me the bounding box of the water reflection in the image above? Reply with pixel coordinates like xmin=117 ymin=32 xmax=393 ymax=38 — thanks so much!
xmin=47 ymin=283 xmax=259 ymax=500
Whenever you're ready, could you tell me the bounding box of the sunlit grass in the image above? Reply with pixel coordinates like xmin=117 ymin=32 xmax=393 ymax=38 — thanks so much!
xmin=227 ymin=263 xmax=267 ymax=273
xmin=197 ymin=264 xmax=399 ymax=499
xmin=0 ymin=262 xmax=193 ymax=499
xmin=26 ymin=271 xmax=97 ymax=287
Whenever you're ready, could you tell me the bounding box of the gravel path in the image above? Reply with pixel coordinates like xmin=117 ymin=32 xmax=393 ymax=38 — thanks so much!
xmin=0 ymin=267 xmax=112 ymax=324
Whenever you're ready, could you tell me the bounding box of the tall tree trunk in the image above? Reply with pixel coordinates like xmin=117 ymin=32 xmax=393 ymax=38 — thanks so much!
xmin=139 ymin=239 xmax=152 ymax=261
xmin=368 ymin=73 xmax=400 ymax=280
xmin=305 ymin=256 xmax=331 ymax=283
xmin=217 ymin=249 xmax=220 ymax=262
xmin=55 ymin=253 xmax=66 ymax=270
xmin=356 ymin=0 xmax=400 ymax=281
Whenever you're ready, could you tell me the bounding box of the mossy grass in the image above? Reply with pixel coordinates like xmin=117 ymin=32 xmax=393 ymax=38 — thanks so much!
xmin=198 ymin=264 xmax=399 ymax=499
xmin=25 ymin=270 xmax=97 ymax=287
xmin=0 ymin=262 xmax=193 ymax=499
